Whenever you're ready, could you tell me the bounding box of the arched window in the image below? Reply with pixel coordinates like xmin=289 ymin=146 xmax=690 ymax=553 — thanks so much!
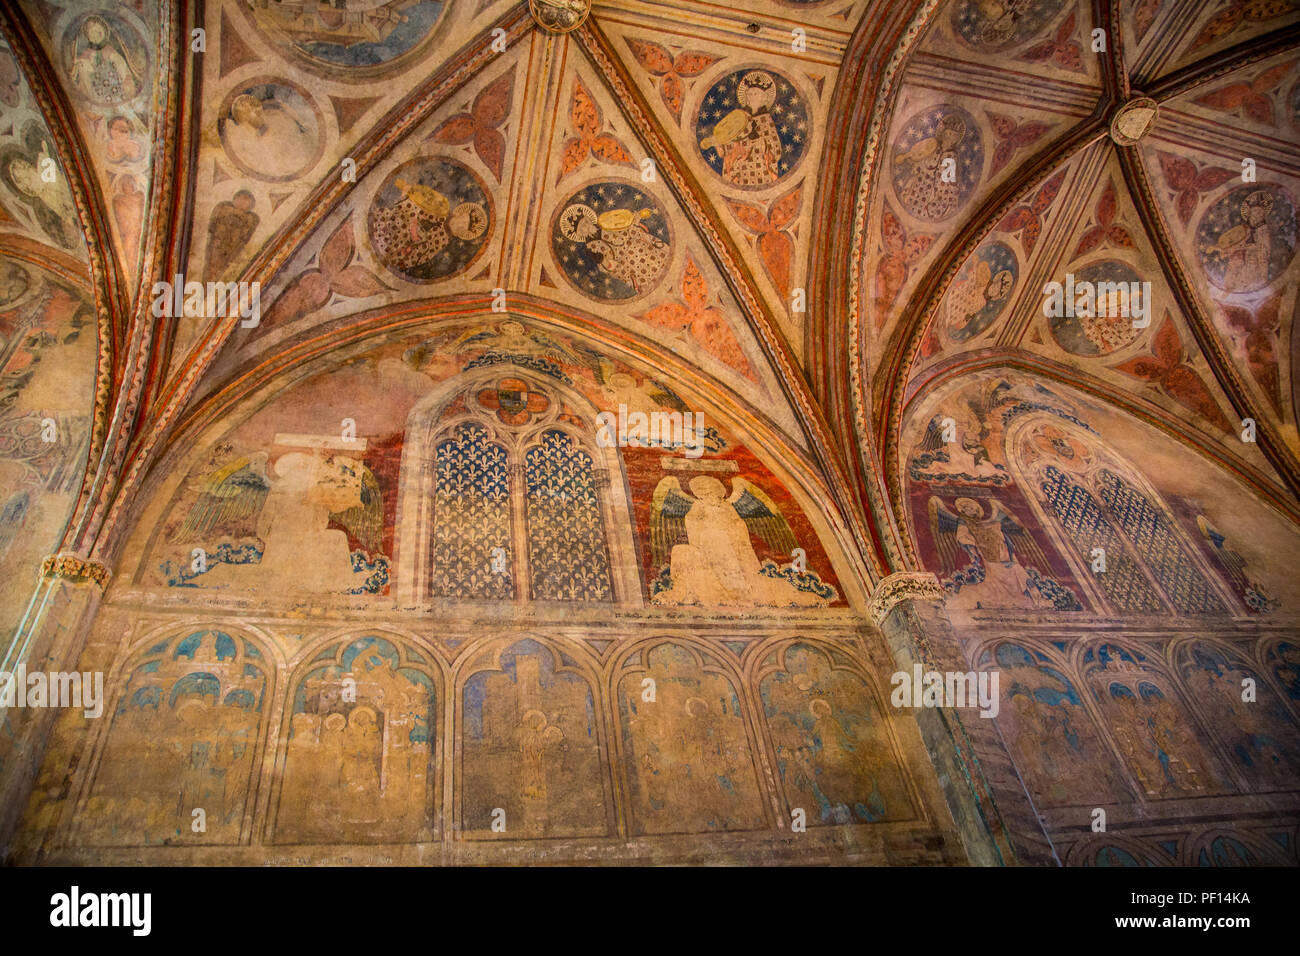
xmin=430 ymin=422 xmax=513 ymax=600
xmin=395 ymin=368 xmax=636 ymax=605
xmin=1012 ymin=416 xmax=1231 ymax=615
xmin=525 ymin=429 xmax=613 ymax=601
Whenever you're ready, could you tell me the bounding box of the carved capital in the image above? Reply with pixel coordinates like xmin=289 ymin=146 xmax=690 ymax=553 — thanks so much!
xmin=867 ymin=571 xmax=944 ymax=628
xmin=41 ymin=553 xmax=110 ymax=589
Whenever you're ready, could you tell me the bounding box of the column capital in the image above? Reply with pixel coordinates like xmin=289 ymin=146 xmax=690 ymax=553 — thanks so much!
xmin=867 ymin=571 xmax=944 ymax=629
xmin=40 ymin=553 xmax=110 ymax=589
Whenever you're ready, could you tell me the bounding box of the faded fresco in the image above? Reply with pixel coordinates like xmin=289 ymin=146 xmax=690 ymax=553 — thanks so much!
xmin=138 ymin=324 xmax=842 ymax=609
xmin=0 ymin=261 xmax=95 ymax=639
xmin=4 ymin=0 xmax=1300 ymax=871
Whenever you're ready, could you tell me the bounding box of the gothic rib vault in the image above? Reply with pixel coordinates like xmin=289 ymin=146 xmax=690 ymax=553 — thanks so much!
xmin=0 ymin=0 xmax=1297 ymax=866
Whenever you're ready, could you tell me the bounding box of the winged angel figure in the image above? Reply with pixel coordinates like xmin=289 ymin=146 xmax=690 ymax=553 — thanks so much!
xmin=927 ymin=496 xmax=1052 ymax=610
xmin=170 ymin=451 xmax=384 ymax=593
xmin=650 ymin=475 xmax=825 ymax=607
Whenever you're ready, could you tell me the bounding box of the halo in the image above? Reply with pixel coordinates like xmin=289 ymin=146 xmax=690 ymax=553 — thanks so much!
xmin=449 ymin=201 xmax=488 ymax=240
xmin=559 ymin=203 xmax=598 ymax=241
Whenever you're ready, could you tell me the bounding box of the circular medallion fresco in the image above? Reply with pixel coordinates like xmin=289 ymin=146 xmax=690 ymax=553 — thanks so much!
xmin=950 ymin=0 xmax=1072 ymax=52
xmin=1195 ymin=184 xmax=1297 ymax=294
xmin=890 ymin=105 xmax=984 ymax=222
xmin=943 ymin=241 xmax=1018 ymax=342
xmin=218 ymin=81 xmax=324 ymax=183
xmin=0 ymin=261 xmax=29 ymax=307
xmin=367 ymin=157 xmax=492 ymax=283
xmin=552 ymin=181 xmax=672 ymax=301
xmin=695 ymin=68 xmax=810 ymax=190
xmin=1047 ymin=259 xmax=1146 ymax=356
xmin=61 ymin=10 xmax=149 ymax=106
xmin=243 ymin=0 xmax=447 ymax=76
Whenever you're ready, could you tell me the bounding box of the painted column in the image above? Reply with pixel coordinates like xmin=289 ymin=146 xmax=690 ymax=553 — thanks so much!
xmin=869 ymin=571 xmax=1059 ymax=866
xmin=0 ymin=555 xmax=109 ymax=858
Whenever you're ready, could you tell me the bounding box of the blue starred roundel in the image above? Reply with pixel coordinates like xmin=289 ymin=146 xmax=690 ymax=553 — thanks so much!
xmin=367 ymin=156 xmax=492 ymax=283
xmin=551 ymin=181 xmax=672 ymax=301
xmin=695 ymin=68 xmax=810 ymax=190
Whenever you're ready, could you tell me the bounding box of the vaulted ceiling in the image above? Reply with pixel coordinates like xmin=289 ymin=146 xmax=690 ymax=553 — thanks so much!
xmin=0 ymin=0 xmax=1296 ymax=585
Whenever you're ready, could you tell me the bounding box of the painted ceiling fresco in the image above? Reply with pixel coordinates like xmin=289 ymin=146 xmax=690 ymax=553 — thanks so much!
xmin=0 ymin=34 xmax=87 ymax=264
xmin=0 ymin=1 xmax=1298 ymax=868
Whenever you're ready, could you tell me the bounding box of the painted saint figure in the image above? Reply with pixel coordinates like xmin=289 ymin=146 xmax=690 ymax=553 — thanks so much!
xmin=895 ymin=114 xmax=967 ymax=221
xmin=369 ymin=177 xmax=487 ymax=277
xmin=67 ymin=15 xmax=140 ymax=104
xmin=699 ymin=71 xmax=784 ymax=188
xmin=1205 ymin=190 xmax=1275 ymax=293
xmin=558 ymin=202 xmax=670 ymax=295
xmin=222 ymin=91 xmax=319 ymax=181
xmin=945 ymin=255 xmax=1013 ymax=340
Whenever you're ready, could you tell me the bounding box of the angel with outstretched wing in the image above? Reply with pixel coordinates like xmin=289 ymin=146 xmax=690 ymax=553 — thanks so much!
xmin=650 ymin=475 xmax=820 ymax=607
xmin=173 ymin=454 xmax=271 ymax=544
xmin=327 ymin=460 xmax=385 ymax=561
xmin=927 ymin=495 xmax=1052 ymax=610
xmin=179 ymin=451 xmax=383 ymax=593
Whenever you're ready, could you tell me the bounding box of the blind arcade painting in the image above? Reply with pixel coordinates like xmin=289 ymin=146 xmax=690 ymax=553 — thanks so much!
xmin=0 ymin=0 xmax=1297 ymax=879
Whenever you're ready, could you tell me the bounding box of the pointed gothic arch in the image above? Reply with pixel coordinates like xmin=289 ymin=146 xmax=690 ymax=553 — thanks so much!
xmin=393 ymin=363 xmax=641 ymax=605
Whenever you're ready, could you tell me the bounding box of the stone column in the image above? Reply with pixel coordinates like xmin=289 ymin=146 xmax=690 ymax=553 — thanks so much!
xmin=0 ymin=554 xmax=108 ymax=859
xmin=868 ymin=571 xmax=1058 ymax=866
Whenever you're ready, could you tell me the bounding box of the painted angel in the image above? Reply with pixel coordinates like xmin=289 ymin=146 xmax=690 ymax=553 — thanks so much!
xmin=927 ymin=495 xmax=1053 ymax=610
xmin=170 ymin=450 xmax=384 ymax=593
xmin=650 ymin=475 xmax=823 ymax=607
